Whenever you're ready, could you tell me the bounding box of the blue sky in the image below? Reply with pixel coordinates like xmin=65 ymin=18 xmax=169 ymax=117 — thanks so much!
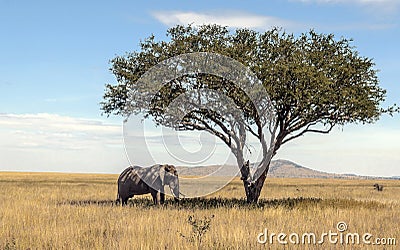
xmin=0 ymin=0 xmax=399 ymax=176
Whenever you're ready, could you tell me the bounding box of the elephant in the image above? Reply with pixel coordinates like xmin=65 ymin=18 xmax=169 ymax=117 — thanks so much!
xmin=116 ymin=164 xmax=180 ymax=205
xmin=373 ymin=183 xmax=383 ymax=191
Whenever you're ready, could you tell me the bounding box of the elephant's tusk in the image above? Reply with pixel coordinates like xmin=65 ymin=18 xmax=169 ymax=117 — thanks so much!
xmin=168 ymin=187 xmax=180 ymax=200
xmin=168 ymin=187 xmax=187 ymax=199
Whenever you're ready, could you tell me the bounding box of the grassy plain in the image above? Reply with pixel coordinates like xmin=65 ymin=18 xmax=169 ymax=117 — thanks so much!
xmin=0 ymin=172 xmax=399 ymax=249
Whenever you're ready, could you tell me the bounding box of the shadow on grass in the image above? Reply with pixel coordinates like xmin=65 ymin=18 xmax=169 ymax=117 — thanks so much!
xmin=60 ymin=197 xmax=385 ymax=210
xmin=63 ymin=200 xmax=116 ymax=206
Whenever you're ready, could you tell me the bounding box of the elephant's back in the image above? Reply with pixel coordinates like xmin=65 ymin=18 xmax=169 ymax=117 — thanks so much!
xmin=118 ymin=166 xmax=142 ymax=183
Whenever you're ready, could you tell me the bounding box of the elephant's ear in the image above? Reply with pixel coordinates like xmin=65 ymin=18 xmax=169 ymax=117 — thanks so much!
xmin=140 ymin=165 xmax=161 ymax=187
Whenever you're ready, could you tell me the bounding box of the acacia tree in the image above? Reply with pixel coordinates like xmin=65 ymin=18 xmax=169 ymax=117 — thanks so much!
xmin=102 ymin=24 xmax=395 ymax=203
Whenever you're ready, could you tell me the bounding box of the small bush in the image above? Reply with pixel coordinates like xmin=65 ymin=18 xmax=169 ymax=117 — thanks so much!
xmin=180 ymin=214 xmax=214 ymax=246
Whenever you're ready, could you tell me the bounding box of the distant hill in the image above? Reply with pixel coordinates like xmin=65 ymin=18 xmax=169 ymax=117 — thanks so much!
xmin=176 ymin=159 xmax=399 ymax=180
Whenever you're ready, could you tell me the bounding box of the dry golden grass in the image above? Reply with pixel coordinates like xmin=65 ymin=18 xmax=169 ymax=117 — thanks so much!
xmin=0 ymin=172 xmax=399 ymax=249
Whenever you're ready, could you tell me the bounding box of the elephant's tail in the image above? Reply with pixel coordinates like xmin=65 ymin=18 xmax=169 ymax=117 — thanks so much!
xmin=115 ymin=186 xmax=121 ymax=205
xmin=115 ymin=194 xmax=121 ymax=205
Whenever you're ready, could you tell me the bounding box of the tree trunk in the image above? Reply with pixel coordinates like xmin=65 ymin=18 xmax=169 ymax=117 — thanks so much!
xmin=245 ymin=172 xmax=267 ymax=203
xmin=240 ymin=161 xmax=270 ymax=203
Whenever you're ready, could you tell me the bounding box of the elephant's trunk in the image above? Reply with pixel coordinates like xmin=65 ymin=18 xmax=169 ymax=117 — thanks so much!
xmin=173 ymin=185 xmax=179 ymax=201
xmin=169 ymin=178 xmax=180 ymax=201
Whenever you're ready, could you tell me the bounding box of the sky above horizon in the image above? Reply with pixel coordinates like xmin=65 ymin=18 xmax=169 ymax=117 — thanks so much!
xmin=0 ymin=0 xmax=399 ymax=176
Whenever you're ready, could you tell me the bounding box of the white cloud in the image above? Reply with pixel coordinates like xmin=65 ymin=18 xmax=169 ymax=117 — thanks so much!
xmin=0 ymin=113 xmax=121 ymax=148
xmin=152 ymin=11 xmax=304 ymax=30
xmin=0 ymin=113 xmax=127 ymax=173
xmin=151 ymin=9 xmax=394 ymax=32
xmin=275 ymin=124 xmax=400 ymax=177
xmin=1 ymin=113 xmax=399 ymax=177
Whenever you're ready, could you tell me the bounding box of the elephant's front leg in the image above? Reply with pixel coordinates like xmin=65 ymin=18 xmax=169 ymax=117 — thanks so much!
xmin=151 ymin=190 xmax=161 ymax=205
xmin=160 ymin=192 xmax=165 ymax=204
xmin=160 ymin=186 xmax=165 ymax=204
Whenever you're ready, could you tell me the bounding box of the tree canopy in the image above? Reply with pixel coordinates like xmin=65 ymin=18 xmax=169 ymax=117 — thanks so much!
xmin=102 ymin=24 xmax=393 ymax=202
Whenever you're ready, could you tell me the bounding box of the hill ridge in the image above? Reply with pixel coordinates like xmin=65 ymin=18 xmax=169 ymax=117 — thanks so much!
xmin=176 ymin=159 xmax=399 ymax=180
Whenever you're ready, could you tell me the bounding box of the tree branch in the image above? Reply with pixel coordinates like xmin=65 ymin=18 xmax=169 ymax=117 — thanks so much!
xmin=246 ymin=124 xmax=260 ymax=139
xmin=281 ymin=123 xmax=335 ymax=145
xmin=184 ymin=112 xmax=240 ymax=151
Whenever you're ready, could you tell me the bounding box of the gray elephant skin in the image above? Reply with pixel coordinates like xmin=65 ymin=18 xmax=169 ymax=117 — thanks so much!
xmin=116 ymin=164 xmax=179 ymax=205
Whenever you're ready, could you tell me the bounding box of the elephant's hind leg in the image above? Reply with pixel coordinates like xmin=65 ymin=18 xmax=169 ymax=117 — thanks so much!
xmin=151 ymin=191 xmax=160 ymax=205
xmin=121 ymin=195 xmax=131 ymax=206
